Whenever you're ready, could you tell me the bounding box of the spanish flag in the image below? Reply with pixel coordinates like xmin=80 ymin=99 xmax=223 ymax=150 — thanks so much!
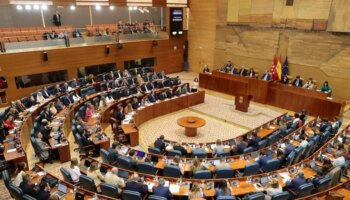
xmin=276 ymin=55 xmax=282 ymax=80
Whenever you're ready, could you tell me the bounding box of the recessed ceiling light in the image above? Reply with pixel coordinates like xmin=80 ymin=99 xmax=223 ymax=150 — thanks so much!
xmin=33 ymin=5 xmax=39 ymax=10
xmin=25 ymin=5 xmax=31 ymax=10
xmin=70 ymin=5 xmax=76 ymax=10
xmin=95 ymin=5 xmax=101 ymax=10
xmin=16 ymin=5 xmax=23 ymax=10
xmin=133 ymin=6 xmax=137 ymax=10
xmin=41 ymin=5 xmax=48 ymax=10
xmin=109 ymin=6 xmax=114 ymax=10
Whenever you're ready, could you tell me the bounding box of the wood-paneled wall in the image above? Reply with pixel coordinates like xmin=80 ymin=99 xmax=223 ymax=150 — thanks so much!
xmin=0 ymin=35 xmax=186 ymax=103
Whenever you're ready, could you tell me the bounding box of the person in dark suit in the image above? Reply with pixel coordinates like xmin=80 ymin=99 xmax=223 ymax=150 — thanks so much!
xmin=281 ymin=75 xmax=289 ymax=84
xmin=203 ymin=65 xmax=210 ymax=73
xmin=238 ymin=66 xmax=248 ymax=76
xmin=257 ymin=150 xmax=272 ymax=169
xmin=154 ymin=135 xmax=166 ymax=152
xmin=125 ymin=173 xmax=148 ymax=195
xmin=39 ymin=119 xmax=52 ymax=143
xmin=247 ymin=68 xmax=255 ymax=78
xmin=36 ymin=181 xmax=50 ymax=200
xmin=166 ymin=90 xmax=173 ymax=99
xmin=40 ymin=87 xmax=50 ymax=99
xmin=292 ymin=76 xmax=303 ymax=87
xmin=53 ymin=10 xmax=61 ymax=26
xmin=285 ymin=170 xmax=306 ymax=193
xmin=247 ymin=131 xmax=261 ymax=149
xmin=173 ymin=142 xmax=187 ymax=156
xmin=152 ymin=178 xmax=174 ymax=200
xmin=19 ymin=174 xmax=39 ymax=198
xmin=148 ymin=92 xmax=157 ymax=103
xmin=116 ymin=106 xmax=125 ymax=121
xmin=108 ymin=142 xmax=120 ymax=164
xmin=158 ymin=92 xmax=167 ymax=101
xmin=283 ymin=139 xmax=295 ymax=156
xmin=230 ymin=137 xmax=246 ymax=155
xmin=42 ymin=106 xmax=53 ymax=121
xmin=131 ymin=98 xmax=139 ymax=110
xmin=261 ymin=71 xmax=271 ymax=81
xmin=61 ymin=92 xmax=72 ymax=106
xmin=146 ymin=82 xmax=155 ymax=91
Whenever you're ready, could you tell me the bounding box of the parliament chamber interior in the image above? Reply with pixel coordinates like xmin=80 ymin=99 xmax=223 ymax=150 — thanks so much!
xmin=1 ymin=0 xmax=350 ymax=200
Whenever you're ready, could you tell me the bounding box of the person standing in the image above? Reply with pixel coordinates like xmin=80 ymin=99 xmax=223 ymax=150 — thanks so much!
xmin=53 ymin=10 xmax=61 ymax=26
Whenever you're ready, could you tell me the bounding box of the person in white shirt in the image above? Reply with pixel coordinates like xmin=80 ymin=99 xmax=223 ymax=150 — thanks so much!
xmin=72 ymin=91 xmax=81 ymax=103
xmin=104 ymin=167 xmax=125 ymax=193
xmin=265 ymin=179 xmax=283 ymax=200
xmin=191 ymin=78 xmax=199 ymax=92
xmin=13 ymin=162 xmax=27 ymax=187
xmin=67 ymin=158 xmax=81 ymax=183
xmin=330 ymin=151 xmax=345 ymax=168
xmin=299 ymin=135 xmax=308 ymax=149
xmin=36 ymin=92 xmax=46 ymax=104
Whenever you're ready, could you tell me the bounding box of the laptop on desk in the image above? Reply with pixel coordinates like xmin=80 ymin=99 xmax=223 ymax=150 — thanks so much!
xmin=54 ymin=183 xmax=67 ymax=199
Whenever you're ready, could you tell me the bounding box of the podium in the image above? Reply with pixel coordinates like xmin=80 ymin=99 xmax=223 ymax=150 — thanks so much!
xmin=235 ymin=94 xmax=252 ymax=112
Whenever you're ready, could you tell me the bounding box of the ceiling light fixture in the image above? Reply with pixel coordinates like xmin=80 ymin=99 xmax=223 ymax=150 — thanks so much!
xmin=70 ymin=5 xmax=76 ymax=10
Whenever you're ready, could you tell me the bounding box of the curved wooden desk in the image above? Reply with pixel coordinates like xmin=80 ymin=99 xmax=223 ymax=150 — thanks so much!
xmin=177 ymin=116 xmax=206 ymax=137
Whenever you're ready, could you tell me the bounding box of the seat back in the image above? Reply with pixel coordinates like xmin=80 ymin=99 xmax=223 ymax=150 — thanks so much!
xmin=262 ymin=159 xmax=280 ymax=172
xmin=316 ymin=176 xmax=331 ymax=192
xmin=168 ymin=150 xmax=182 ymax=157
xmin=257 ymin=139 xmax=267 ymax=149
xmin=117 ymin=156 xmax=133 ymax=170
xmin=284 ymin=151 xmax=296 ymax=167
xmin=216 ymin=167 xmax=235 ymax=178
xmin=296 ymin=183 xmax=314 ymax=198
xmin=100 ymin=183 xmax=118 ymax=198
xmin=100 ymin=149 xmax=110 ymax=164
xmin=22 ymin=194 xmax=37 ymax=200
xmin=148 ymin=195 xmax=168 ymax=200
xmin=163 ymin=165 xmax=181 ymax=178
xmin=8 ymin=183 xmax=23 ymax=200
xmin=271 ymin=191 xmax=290 ymax=200
xmin=60 ymin=167 xmax=74 ymax=183
xmin=327 ymin=167 xmax=342 ymax=187
xmin=217 ymin=151 xmax=231 ymax=158
xmin=2 ymin=170 xmax=11 ymax=188
xmin=137 ymin=162 xmax=156 ymax=175
xmin=193 ymin=170 xmax=211 ymax=179
xmin=247 ymin=192 xmax=265 ymax=200
xmin=192 ymin=151 xmax=207 ymax=158
xmin=79 ymin=175 xmax=97 ymax=193
xmin=292 ymin=146 xmax=304 ymax=164
xmin=244 ymin=162 xmax=260 ymax=176
xmin=148 ymin=147 xmax=162 ymax=162
xmin=217 ymin=196 xmax=236 ymax=200
xmin=121 ymin=190 xmax=142 ymax=200
xmin=243 ymin=146 xmax=254 ymax=154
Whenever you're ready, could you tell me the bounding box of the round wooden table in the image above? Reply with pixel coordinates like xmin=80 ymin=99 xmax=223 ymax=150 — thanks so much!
xmin=177 ymin=116 xmax=206 ymax=137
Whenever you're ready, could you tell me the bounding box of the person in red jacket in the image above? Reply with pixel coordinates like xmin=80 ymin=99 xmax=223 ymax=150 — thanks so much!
xmin=4 ymin=115 xmax=16 ymax=130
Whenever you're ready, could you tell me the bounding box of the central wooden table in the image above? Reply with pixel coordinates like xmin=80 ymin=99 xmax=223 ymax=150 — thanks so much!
xmin=177 ymin=116 xmax=206 ymax=137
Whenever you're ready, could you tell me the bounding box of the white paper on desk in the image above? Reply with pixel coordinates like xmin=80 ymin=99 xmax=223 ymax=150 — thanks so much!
xmin=37 ymin=172 xmax=47 ymax=176
xmin=169 ymin=184 xmax=180 ymax=193
xmin=92 ymin=114 xmax=100 ymax=118
xmin=147 ymin=182 xmax=154 ymax=190
xmin=51 ymin=122 xmax=59 ymax=126
xmin=279 ymin=172 xmax=291 ymax=183
xmin=269 ymin=126 xmax=275 ymax=129
xmin=122 ymin=120 xmax=130 ymax=124
xmin=6 ymin=149 xmax=16 ymax=153
xmin=55 ymin=143 xmax=62 ymax=147
xmin=14 ymin=120 xmax=22 ymax=124
xmin=164 ymin=181 xmax=170 ymax=187
xmin=224 ymin=145 xmax=230 ymax=149
xmin=8 ymin=129 xmax=14 ymax=134
xmin=253 ymin=183 xmax=264 ymax=191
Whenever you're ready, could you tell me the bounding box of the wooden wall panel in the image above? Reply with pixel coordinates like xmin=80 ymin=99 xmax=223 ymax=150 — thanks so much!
xmin=0 ymin=36 xmax=186 ymax=103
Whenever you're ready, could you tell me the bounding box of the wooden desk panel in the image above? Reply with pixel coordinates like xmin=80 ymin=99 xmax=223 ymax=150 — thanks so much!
xmin=200 ymin=72 xmax=345 ymax=119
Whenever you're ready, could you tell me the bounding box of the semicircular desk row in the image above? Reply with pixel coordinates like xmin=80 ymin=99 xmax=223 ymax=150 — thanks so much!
xmin=4 ymin=87 xmax=348 ymax=196
xmin=31 ymin=124 xmax=349 ymax=199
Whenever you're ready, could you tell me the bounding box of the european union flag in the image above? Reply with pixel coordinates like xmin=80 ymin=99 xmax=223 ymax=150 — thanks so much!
xmin=282 ymin=57 xmax=289 ymax=77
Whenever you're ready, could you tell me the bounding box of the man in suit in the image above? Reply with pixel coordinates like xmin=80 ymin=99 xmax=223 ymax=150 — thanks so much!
xmin=125 ymin=173 xmax=148 ymax=195
xmin=148 ymin=92 xmax=157 ymax=103
xmin=116 ymin=106 xmax=125 ymax=121
xmin=230 ymin=66 xmax=238 ymax=74
xmin=283 ymin=139 xmax=295 ymax=156
xmin=257 ymin=150 xmax=272 ymax=169
xmin=53 ymin=10 xmax=61 ymax=26
xmin=39 ymin=119 xmax=52 ymax=143
xmin=108 ymin=142 xmax=120 ymax=164
xmin=40 ymin=87 xmax=50 ymax=99
xmin=192 ymin=144 xmax=207 ymax=157
xmin=292 ymin=76 xmax=303 ymax=87
xmin=238 ymin=66 xmax=248 ymax=76
xmin=61 ymin=92 xmax=72 ymax=106
xmin=36 ymin=181 xmax=50 ymax=200
xmin=285 ymin=170 xmax=306 ymax=193
xmin=247 ymin=131 xmax=261 ymax=149
xmin=146 ymin=82 xmax=155 ymax=91
xmin=152 ymin=178 xmax=174 ymax=200
xmin=231 ymin=137 xmax=246 ymax=155
xmin=104 ymin=167 xmax=125 ymax=194
xmin=19 ymin=174 xmax=39 ymax=198
xmin=35 ymin=132 xmax=51 ymax=162
xmin=261 ymin=70 xmax=271 ymax=81
xmin=154 ymin=135 xmax=166 ymax=152
xmin=173 ymin=142 xmax=187 ymax=156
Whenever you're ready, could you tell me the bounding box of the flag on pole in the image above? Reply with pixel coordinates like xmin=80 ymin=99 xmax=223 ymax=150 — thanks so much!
xmin=282 ymin=56 xmax=289 ymax=77
xmin=269 ymin=55 xmax=279 ymax=80
xmin=276 ymin=55 xmax=282 ymax=80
